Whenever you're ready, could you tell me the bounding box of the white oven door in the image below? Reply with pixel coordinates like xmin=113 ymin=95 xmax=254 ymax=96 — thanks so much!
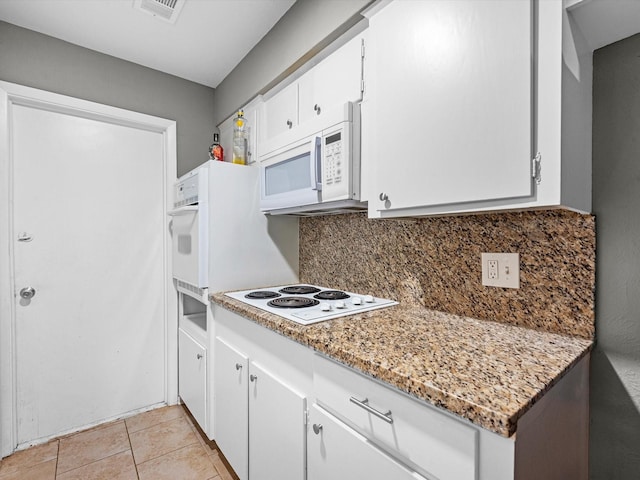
xmin=169 ymin=205 xmax=207 ymax=289
xmin=260 ymin=135 xmax=322 ymax=211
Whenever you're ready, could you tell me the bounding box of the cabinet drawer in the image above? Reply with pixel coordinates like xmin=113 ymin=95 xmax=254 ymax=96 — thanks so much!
xmin=313 ymin=354 xmax=478 ymax=480
xmin=308 ymin=404 xmax=428 ymax=480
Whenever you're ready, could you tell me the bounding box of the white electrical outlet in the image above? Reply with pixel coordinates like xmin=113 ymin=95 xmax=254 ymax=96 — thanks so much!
xmin=481 ymin=253 xmax=520 ymax=288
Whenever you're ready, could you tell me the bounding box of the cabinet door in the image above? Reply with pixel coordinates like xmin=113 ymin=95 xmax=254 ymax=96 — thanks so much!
xmin=367 ymin=0 xmax=533 ymax=214
xmin=308 ymin=405 xmax=427 ymax=480
xmin=214 ymin=337 xmax=249 ymax=480
xmin=262 ymin=82 xmax=298 ymax=143
xmin=249 ymin=361 xmax=307 ymax=480
xmin=178 ymin=329 xmax=207 ymax=432
xmin=298 ymin=33 xmax=364 ymax=126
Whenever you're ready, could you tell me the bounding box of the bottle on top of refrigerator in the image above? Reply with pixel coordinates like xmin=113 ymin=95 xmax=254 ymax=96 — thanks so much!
xmin=208 ymin=132 xmax=224 ymax=161
xmin=232 ymin=110 xmax=247 ymax=165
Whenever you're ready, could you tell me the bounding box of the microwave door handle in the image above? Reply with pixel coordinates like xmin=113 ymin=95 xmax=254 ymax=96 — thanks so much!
xmin=312 ymin=136 xmax=322 ymax=191
xmin=167 ymin=205 xmax=198 ymax=216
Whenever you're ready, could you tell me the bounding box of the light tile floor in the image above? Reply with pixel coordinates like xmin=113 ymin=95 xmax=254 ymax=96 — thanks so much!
xmin=0 ymin=405 xmax=237 ymax=480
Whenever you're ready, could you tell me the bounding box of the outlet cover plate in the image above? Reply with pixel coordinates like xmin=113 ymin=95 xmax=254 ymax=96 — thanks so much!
xmin=481 ymin=253 xmax=520 ymax=288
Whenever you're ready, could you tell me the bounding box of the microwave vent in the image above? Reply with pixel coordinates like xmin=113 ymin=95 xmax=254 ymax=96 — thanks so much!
xmin=133 ymin=0 xmax=186 ymax=23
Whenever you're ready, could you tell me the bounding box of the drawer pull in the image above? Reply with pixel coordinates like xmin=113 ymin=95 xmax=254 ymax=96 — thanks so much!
xmin=349 ymin=397 xmax=393 ymax=424
xmin=235 ymin=363 xmax=242 ymax=370
xmin=312 ymin=423 xmax=323 ymax=435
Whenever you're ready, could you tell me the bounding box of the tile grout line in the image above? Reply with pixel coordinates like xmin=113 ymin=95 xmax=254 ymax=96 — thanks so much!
xmin=124 ymin=420 xmax=141 ymax=480
xmin=55 ymin=448 xmax=132 ymax=478
xmin=129 ymin=409 xmax=202 ymax=467
xmin=134 ymin=440 xmax=202 ymax=469
xmin=54 ymin=440 xmax=60 ymax=480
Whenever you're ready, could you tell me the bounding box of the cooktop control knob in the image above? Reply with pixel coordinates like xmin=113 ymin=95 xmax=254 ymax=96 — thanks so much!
xmin=320 ymin=303 xmax=331 ymax=311
xmin=335 ymin=300 xmax=346 ymax=309
xmin=352 ymin=297 xmax=362 ymax=305
xmin=364 ymin=295 xmax=374 ymax=303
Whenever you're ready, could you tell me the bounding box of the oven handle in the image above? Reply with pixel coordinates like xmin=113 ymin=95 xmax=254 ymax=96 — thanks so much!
xmin=312 ymin=136 xmax=322 ymax=191
xmin=167 ymin=205 xmax=198 ymax=216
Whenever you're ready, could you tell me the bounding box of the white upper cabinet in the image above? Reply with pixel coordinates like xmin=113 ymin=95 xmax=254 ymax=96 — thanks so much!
xmin=262 ymin=82 xmax=299 ymax=143
xmin=259 ymin=29 xmax=366 ymax=158
xmin=297 ymin=32 xmax=365 ymax=126
xmin=362 ymin=0 xmax=592 ymax=218
xmin=364 ymin=0 xmax=534 ymax=217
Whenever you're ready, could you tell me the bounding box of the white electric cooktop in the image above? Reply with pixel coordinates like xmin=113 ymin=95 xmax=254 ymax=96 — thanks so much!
xmin=225 ymin=284 xmax=398 ymax=325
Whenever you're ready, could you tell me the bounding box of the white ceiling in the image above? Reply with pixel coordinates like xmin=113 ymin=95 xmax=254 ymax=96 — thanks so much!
xmin=0 ymin=0 xmax=296 ymax=88
xmin=2 ymin=0 xmax=640 ymax=91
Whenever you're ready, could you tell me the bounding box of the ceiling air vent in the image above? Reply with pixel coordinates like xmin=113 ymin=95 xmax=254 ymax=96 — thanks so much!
xmin=133 ymin=0 xmax=186 ymax=24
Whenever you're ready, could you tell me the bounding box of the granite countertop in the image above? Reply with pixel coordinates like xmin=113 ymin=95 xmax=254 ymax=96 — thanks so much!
xmin=211 ymin=292 xmax=592 ymax=437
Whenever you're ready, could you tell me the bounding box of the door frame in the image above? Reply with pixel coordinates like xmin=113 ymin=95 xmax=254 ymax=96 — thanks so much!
xmin=0 ymin=81 xmax=178 ymax=457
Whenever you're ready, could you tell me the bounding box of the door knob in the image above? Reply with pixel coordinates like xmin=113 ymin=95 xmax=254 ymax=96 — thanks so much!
xmin=20 ymin=287 xmax=36 ymax=299
xmin=312 ymin=424 xmax=323 ymax=435
xmin=250 ymin=374 xmax=257 ymax=382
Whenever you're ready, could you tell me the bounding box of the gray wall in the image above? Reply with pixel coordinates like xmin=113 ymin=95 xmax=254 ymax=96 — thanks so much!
xmin=211 ymin=0 xmax=372 ymax=125
xmin=592 ymin=33 xmax=640 ymax=478
xmin=0 ymin=21 xmax=216 ymax=176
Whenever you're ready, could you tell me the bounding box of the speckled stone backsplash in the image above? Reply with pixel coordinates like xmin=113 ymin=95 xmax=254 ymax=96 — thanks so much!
xmin=299 ymin=210 xmax=595 ymax=339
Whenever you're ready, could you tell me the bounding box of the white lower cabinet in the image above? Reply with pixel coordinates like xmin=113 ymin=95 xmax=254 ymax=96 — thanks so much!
xmin=214 ymin=335 xmax=308 ymax=480
xmin=212 ymin=305 xmax=589 ymax=480
xmin=249 ymin=361 xmax=307 ymax=480
xmin=213 ymin=305 xmax=312 ymax=480
xmin=308 ymin=404 xmax=427 ymax=480
xmin=214 ymin=337 xmax=249 ymax=480
xmin=313 ymin=354 xmax=478 ymax=480
xmin=178 ymin=328 xmax=207 ymax=431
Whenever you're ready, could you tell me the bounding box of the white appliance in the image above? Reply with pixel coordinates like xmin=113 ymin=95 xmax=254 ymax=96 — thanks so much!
xmin=169 ymin=160 xmax=298 ymax=302
xmin=226 ymin=284 xmax=397 ymax=325
xmin=259 ymin=102 xmax=366 ymax=215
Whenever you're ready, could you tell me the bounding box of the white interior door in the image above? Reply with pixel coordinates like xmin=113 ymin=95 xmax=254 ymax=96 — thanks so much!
xmin=11 ymin=102 xmax=168 ymax=446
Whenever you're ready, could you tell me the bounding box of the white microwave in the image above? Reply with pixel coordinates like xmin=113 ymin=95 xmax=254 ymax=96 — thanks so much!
xmin=259 ymin=102 xmax=365 ymax=215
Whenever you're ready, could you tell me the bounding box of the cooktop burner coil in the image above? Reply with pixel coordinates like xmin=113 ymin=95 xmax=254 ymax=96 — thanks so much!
xmin=267 ymin=297 xmax=320 ymax=309
xmin=279 ymin=285 xmax=321 ymax=295
xmin=314 ymin=290 xmax=350 ymax=300
xmin=244 ymin=291 xmax=281 ymax=299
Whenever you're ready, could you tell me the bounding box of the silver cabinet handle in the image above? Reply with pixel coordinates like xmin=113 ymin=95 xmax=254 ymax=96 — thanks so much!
xmin=18 ymin=232 xmax=33 ymax=242
xmin=250 ymin=374 xmax=257 ymax=382
xmin=314 ymin=104 xmax=321 ymax=115
xmin=349 ymin=397 xmax=393 ymax=424
xmin=379 ymin=193 xmax=388 ymax=201
xmin=19 ymin=287 xmax=36 ymax=300
xmin=235 ymin=363 xmax=242 ymax=370
xmin=196 ymin=354 xmax=203 ymax=360
xmin=312 ymin=423 xmax=323 ymax=435
xmin=286 ymin=119 xmax=293 ymax=128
